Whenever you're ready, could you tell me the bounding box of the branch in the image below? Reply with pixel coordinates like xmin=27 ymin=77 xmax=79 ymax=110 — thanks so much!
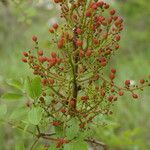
xmin=85 ymin=139 xmax=107 ymax=150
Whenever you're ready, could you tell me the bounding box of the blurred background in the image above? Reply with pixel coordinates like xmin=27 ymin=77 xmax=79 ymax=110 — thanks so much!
xmin=0 ymin=0 xmax=150 ymax=149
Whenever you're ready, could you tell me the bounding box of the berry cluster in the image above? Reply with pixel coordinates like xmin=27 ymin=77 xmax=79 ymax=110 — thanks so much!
xmin=22 ymin=0 xmax=150 ymax=149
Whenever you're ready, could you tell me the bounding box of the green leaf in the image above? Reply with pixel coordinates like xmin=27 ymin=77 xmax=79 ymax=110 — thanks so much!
xmin=6 ymin=79 xmax=23 ymax=90
xmin=64 ymin=141 xmax=88 ymax=150
xmin=10 ymin=108 xmax=28 ymax=121
xmin=48 ymin=143 xmax=57 ymax=150
xmin=28 ymin=107 xmax=43 ymax=125
xmin=66 ymin=118 xmax=79 ymax=139
xmin=1 ymin=93 xmax=23 ymax=100
xmin=24 ymin=76 xmax=42 ymax=100
xmin=15 ymin=142 xmax=25 ymax=150
xmin=0 ymin=104 xmax=7 ymax=119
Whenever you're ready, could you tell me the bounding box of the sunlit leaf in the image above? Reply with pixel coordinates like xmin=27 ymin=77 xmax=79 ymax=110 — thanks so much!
xmin=2 ymin=93 xmax=23 ymax=100
xmin=28 ymin=107 xmax=43 ymax=125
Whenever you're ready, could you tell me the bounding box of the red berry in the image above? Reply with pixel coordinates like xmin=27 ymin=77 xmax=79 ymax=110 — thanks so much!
xmin=51 ymin=52 xmax=57 ymax=58
xmin=125 ymin=80 xmax=130 ymax=86
xmin=110 ymin=9 xmax=116 ymax=15
xmin=38 ymin=50 xmax=43 ymax=56
xmin=108 ymin=95 xmax=114 ymax=102
xmin=111 ymin=68 xmax=116 ymax=74
xmin=22 ymin=58 xmax=27 ymax=63
xmin=132 ymin=94 xmax=138 ymax=99
xmin=104 ymin=4 xmax=110 ymax=9
xmin=85 ymin=49 xmax=92 ymax=57
xmin=118 ymin=91 xmax=124 ymax=96
xmin=69 ymin=99 xmax=76 ymax=107
xmin=61 ymin=108 xmax=66 ymax=113
xmin=86 ymin=11 xmax=91 ymax=17
xmin=76 ymin=40 xmax=83 ymax=47
xmin=109 ymin=73 xmax=115 ymax=80
xmin=140 ymin=79 xmax=145 ymax=84
xmin=49 ymin=28 xmax=54 ymax=33
xmin=93 ymin=38 xmax=99 ymax=45
xmin=53 ymin=23 xmax=59 ymax=30
xmin=79 ymin=50 xmax=85 ymax=57
xmin=115 ymin=35 xmax=121 ymax=41
xmin=23 ymin=52 xmax=28 ymax=57
xmin=32 ymin=36 xmax=37 ymax=42
xmin=76 ymin=28 xmax=82 ymax=34
xmin=52 ymin=121 xmax=61 ymax=126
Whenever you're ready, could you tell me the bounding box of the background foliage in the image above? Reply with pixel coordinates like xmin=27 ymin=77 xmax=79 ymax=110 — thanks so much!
xmin=0 ymin=0 xmax=150 ymax=149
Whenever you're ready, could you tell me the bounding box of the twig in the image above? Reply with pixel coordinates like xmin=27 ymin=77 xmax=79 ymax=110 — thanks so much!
xmin=85 ymin=139 xmax=107 ymax=150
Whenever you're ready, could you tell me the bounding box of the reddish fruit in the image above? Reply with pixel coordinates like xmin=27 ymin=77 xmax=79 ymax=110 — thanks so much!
xmin=79 ymin=50 xmax=85 ymax=57
xmin=38 ymin=57 xmax=46 ymax=63
xmin=132 ymin=94 xmax=138 ymax=99
xmin=108 ymin=95 xmax=114 ymax=102
xmin=61 ymin=108 xmax=66 ymax=113
xmin=23 ymin=52 xmax=28 ymax=57
xmin=38 ymin=50 xmax=43 ymax=56
xmin=51 ymin=52 xmax=57 ymax=58
xmin=53 ymin=23 xmax=59 ymax=29
xmin=93 ymin=38 xmax=99 ymax=45
xmin=76 ymin=40 xmax=83 ymax=47
xmin=85 ymin=49 xmax=92 ymax=57
xmin=118 ymin=91 xmax=124 ymax=96
xmin=49 ymin=28 xmax=54 ymax=33
xmin=76 ymin=28 xmax=82 ymax=34
xmin=22 ymin=58 xmax=27 ymax=63
xmin=109 ymin=73 xmax=115 ymax=80
xmin=32 ymin=36 xmax=37 ymax=42
xmin=69 ymin=99 xmax=76 ymax=107
xmin=125 ymin=80 xmax=130 ymax=86
xmin=81 ymin=96 xmax=89 ymax=101
xmin=140 ymin=79 xmax=145 ymax=84
xmin=52 ymin=121 xmax=61 ymax=126
xmin=110 ymin=9 xmax=116 ymax=15
xmin=115 ymin=35 xmax=121 ymax=41
xmin=86 ymin=11 xmax=91 ymax=17
xmin=104 ymin=4 xmax=110 ymax=9
xmin=111 ymin=68 xmax=116 ymax=74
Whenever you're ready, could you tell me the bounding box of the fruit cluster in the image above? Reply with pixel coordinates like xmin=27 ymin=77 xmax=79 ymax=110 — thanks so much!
xmin=22 ymin=0 xmax=150 ymax=149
